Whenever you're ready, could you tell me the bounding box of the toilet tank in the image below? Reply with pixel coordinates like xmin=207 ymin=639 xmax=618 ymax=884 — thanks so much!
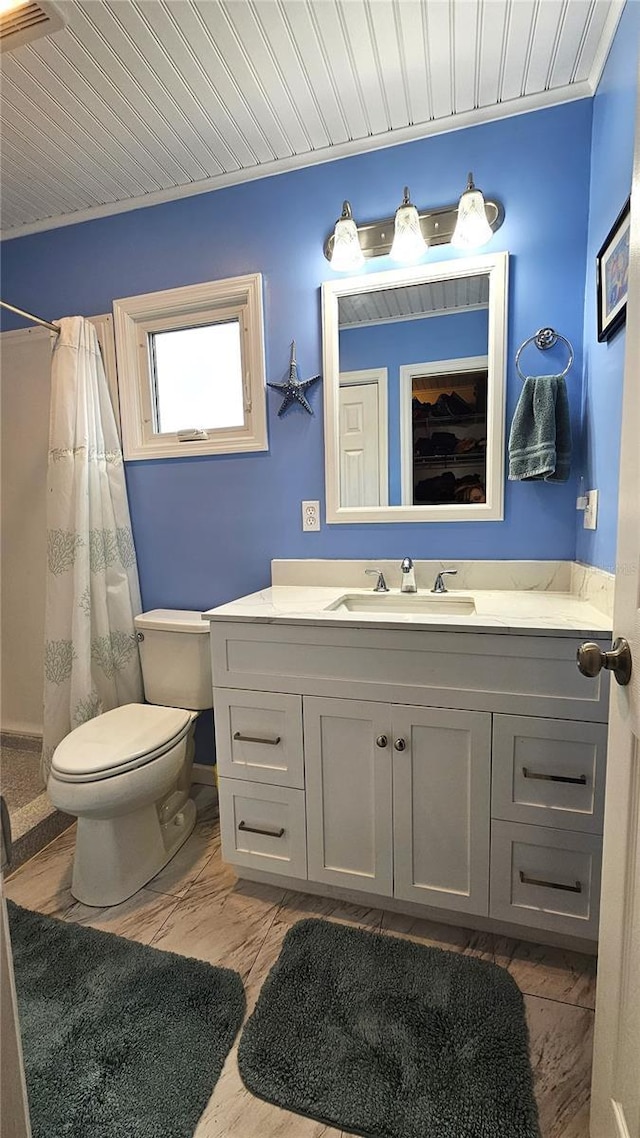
xmin=134 ymin=609 xmax=212 ymax=710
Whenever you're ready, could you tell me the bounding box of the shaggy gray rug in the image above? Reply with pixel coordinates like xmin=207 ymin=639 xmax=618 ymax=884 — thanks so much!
xmin=8 ymin=901 xmax=245 ymax=1138
xmin=238 ymin=917 xmax=540 ymax=1138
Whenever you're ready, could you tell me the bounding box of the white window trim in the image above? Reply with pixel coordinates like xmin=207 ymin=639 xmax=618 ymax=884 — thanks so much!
xmin=399 ymin=355 xmax=489 ymax=506
xmin=113 ymin=274 xmax=267 ymax=460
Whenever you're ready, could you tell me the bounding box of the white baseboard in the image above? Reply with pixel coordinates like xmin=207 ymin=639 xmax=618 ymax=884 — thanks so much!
xmin=192 ymin=763 xmax=217 ymax=786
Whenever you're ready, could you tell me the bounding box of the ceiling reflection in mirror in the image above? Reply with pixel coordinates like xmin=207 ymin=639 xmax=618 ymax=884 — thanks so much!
xmin=337 ymin=273 xmax=490 ymax=508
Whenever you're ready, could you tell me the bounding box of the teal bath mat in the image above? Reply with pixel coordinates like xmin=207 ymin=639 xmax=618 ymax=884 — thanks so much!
xmin=8 ymin=901 xmax=245 ymax=1138
xmin=238 ymin=917 xmax=540 ymax=1138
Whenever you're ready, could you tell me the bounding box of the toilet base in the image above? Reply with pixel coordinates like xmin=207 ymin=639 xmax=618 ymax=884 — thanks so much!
xmin=71 ymin=796 xmax=197 ymax=907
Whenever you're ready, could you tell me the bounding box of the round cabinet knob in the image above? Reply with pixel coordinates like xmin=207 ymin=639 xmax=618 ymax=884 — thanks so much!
xmin=577 ymin=637 xmax=632 ymax=687
xmin=375 ymin=735 xmax=388 ymax=748
xmin=393 ymin=738 xmax=406 ymax=752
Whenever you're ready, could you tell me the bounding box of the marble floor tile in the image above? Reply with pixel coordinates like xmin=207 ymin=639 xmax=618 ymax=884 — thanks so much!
xmin=5 ymin=813 xmax=597 ymax=1138
xmin=182 ymin=842 xmax=242 ymax=905
xmin=3 ymin=824 xmax=76 ymax=917
xmin=495 ymin=936 xmax=597 ymax=1009
xmin=146 ymin=811 xmax=220 ymax=900
xmin=150 ymin=876 xmax=285 ymax=981
xmin=526 ymin=995 xmax=594 ymax=1138
xmin=276 ymin=889 xmax=384 ymax=932
xmin=194 ymin=1042 xmax=343 ymax=1138
xmin=379 ymin=910 xmax=494 ymax=960
xmin=556 ymin=1102 xmax=590 ymax=1138
xmin=63 ymin=886 xmax=179 ymax=946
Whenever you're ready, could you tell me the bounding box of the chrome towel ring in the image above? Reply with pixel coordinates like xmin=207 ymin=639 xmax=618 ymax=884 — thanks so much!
xmin=515 ymin=326 xmax=574 ymax=382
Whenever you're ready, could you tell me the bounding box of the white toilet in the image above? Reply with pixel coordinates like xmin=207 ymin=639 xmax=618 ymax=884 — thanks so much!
xmin=47 ymin=609 xmax=212 ymax=908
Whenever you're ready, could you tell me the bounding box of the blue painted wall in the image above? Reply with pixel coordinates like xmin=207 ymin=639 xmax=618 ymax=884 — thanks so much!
xmin=1 ymin=99 xmax=593 ymax=610
xmin=339 ymin=309 xmax=489 ymax=503
xmin=576 ymin=1 xmax=640 ymax=572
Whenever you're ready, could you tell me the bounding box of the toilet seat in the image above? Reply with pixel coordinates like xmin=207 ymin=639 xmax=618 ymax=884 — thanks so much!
xmin=51 ymin=703 xmax=195 ymax=784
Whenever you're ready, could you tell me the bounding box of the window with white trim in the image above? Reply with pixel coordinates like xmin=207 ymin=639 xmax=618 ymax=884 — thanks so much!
xmin=113 ymin=274 xmax=267 ymax=460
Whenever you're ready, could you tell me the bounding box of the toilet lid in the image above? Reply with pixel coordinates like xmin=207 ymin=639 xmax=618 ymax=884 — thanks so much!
xmin=51 ymin=704 xmax=194 ymax=781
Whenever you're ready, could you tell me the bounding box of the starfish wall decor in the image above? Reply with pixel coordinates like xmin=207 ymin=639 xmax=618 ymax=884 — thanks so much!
xmin=267 ymin=341 xmax=321 ymax=416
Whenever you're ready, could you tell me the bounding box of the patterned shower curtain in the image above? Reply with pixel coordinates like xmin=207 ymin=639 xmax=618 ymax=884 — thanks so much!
xmin=42 ymin=317 xmax=144 ymax=783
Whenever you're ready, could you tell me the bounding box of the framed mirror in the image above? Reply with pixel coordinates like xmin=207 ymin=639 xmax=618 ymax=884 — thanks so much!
xmin=322 ymin=252 xmax=508 ymax=523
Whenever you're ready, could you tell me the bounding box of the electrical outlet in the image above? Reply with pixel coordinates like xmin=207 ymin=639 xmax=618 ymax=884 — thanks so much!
xmin=302 ymin=500 xmax=320 ymax=532
xmin=583 ymin=489 xmax=598 ymax=530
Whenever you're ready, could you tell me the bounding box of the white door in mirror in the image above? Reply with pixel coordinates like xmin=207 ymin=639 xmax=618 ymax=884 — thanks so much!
xmin=302 ymin=501 xmax=320 ymax=531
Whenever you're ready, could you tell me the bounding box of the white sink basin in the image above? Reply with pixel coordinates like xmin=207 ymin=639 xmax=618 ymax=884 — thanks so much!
xmin=326 ymin=593 xmax=477 ymax=616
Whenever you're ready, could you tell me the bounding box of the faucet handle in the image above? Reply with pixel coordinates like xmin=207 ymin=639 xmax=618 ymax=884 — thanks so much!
xmin=365 ymin=568 xmax=389 ymax=593
xmin=431 ymin=568 xmax=458 ymax=594
xmin=401 ymin=557 xmax=413 ymax=571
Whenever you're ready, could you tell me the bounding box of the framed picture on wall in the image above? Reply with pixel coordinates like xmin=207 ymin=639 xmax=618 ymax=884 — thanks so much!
xmin=596 ymin=197 xmax=631 ymax=342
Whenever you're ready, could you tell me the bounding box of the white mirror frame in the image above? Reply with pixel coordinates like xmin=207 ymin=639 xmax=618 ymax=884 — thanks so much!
xmin=322 ymin=251 xmax=509 ymax=524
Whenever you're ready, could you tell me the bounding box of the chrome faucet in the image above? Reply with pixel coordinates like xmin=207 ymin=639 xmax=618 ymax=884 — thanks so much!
xmin=431 ymin=568 xmax=458 ymax=594
xmin=365 ymin=567 xmax=389 ymax=593
xmin=400 ymin=557 xmax=417 ymax=593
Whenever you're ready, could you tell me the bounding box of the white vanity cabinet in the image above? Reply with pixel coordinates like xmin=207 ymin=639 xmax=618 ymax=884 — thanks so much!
xmin=304 ymin=697 xmax=393 ymax=896
xmin=210 ymin=619 xmax=610 ymax=947
xmin=391 ymin=705 xmax=491 ymax=915
xmin=303 ymin=699 xmax=490 ymax=913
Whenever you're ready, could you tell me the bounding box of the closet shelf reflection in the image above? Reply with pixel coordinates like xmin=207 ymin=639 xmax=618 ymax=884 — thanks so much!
xmin=413 ymin=412 xmax=486 ymax=427
xmin=414 ymin=451 xmax=486 ymax=467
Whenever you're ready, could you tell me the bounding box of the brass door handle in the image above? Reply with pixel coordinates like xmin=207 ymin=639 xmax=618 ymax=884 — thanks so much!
xmin=577 ymin=637 xmax=632 ymax=686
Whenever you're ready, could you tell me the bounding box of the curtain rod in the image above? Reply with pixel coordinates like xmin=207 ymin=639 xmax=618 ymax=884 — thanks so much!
xmin=0 ymin=300 xmax=60 ymax=335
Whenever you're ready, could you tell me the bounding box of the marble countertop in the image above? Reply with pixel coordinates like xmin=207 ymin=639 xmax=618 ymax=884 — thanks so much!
xmin=203 ymin=585 xmax=613 ymax=639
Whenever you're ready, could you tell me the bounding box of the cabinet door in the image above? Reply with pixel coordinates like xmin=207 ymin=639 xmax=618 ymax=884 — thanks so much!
xmin=492 ymin=714 xmax=607 ymax=834
xmin=393 ymin=706 xmax=491 ymax=916
xmin=218 ymin=777 xmax=307 ymax=880
xmin=304 ymin=696 xmax=393 ymax=895
xmin=214 ymin=689 xmax=304 ymax=788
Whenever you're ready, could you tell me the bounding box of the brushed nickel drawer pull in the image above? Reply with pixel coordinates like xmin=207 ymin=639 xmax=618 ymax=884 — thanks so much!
xmin=522 ymin=767 xmax=588 ymax=785
xmin=519 ymin=870 xmax=582 ymax=893
xmin=238 ymin=820 xmax=285 ymax=839
xmin=233 ymin=732 xmax=281 ymax=746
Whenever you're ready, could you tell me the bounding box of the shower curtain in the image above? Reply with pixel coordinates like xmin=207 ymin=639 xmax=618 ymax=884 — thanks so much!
xmin=42 ymin=317 xmax=143 ymax=782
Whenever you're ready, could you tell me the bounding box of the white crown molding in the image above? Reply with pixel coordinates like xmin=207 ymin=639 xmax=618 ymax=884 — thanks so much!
xmin=0 ymin=81 xmax=594 ymax=242
xmin=587 ymin=0 xmax=626 ymax=95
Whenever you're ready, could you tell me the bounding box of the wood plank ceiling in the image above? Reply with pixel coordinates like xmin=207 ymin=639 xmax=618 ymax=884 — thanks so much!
xmin=0 ymin=0 xmax=624 ymax=238
xmin=338 ymin=274 xmax=490 ymax=327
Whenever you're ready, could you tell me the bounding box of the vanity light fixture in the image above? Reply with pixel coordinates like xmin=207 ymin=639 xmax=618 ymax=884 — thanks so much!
xmin=451 ymin=172 xmax=494 ymax=249
xmin=329 ymin=200 xmax=365 ymax=272
xmin=390 ymin=186 xmax=427 ymax=263
xmin=323 ymin=177 xmax=503 ymax=269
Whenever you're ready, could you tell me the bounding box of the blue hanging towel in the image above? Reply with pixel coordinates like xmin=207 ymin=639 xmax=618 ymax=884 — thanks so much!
xmin=508 ymin=375 xmax=571 ymax=482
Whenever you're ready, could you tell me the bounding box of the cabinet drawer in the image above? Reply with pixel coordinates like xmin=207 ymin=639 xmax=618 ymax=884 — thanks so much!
xmin=490 ymin=820 xmax=602 ymax=939
xmin=218 ymin=778 xmax=307 ymax=879
xmin=214 ymin=690 xmax=304 ymax=788
xmin=492 ymin=715 xmax=607 ymax=834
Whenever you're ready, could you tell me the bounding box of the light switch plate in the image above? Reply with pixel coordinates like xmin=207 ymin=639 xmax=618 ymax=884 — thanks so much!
xmin=584 ymin=489 xmax=598 ymax=530
xmin=302 ymin=500 xmax=320 ymax=532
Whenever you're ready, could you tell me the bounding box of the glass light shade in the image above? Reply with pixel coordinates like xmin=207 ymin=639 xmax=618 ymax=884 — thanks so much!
xmin=390 ymin=187 xmax=427 ymax=262
xmin=330 ymin=201 xmax=365 ymax=272
xmin=451 ymin=172 xmax=493 ymax=249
